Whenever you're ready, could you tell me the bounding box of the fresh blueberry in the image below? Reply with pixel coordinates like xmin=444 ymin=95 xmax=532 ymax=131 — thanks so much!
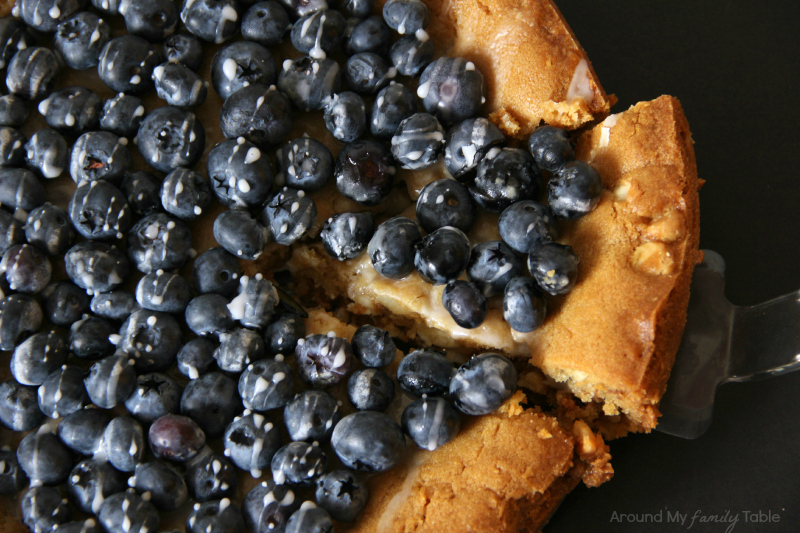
xmin=498 ymin=200 xmax=558 ymax=254
xmin=187 ymin=498 xmax=245 ymax=533
xmin=351 ymin=325 xmax=395 ymax=368
xmin=21 ymin=486 xmax=71 ymax=533
xmin=192 ymin=247 xmax=241 ymax=297
xmin=212 ymin=41 xmax=276 ymax=100
xmin=181 ymin=372 xmax=241 ymax=438
xmin=396 ymin=349 xmax=455 ymax=397
xmin=528 ymin=242 xmax=580 ymax=295
xmin=265 ymin=314 xmax=306 ymax=355
xmin=177 ymin=337 xmax=217 ymax=379
xmin=390 ymin=29 xmax=434 ymax=76
xmin=160 ymin=168 xmax=211 ymax=220
xmin=0 ymin=209 xmax=24 ymax=254
xmin=383 ymin=0 xmax=429 ymax=34
xmin=391 ymin=112 xmax=444 ymax=170
xmin=283 ymin=390 xmax=341 ymax=443
xmin=503 ymin=277 xmax=547 ymax=333
xmin=69 ymin=131 xmax=132 ymax=184
xmin=227 ymin=274 xmax=280 ymax=329
xmin=295 ymin=334 xmax=354 ymax=387
xmin=98 ymin=492 xmax=160 ymax=533
xmin=208 ymin=138 xmax=273 ymax=208
xmin=286 ymin=503 xmax=333 ymax=533
xmin=84 ymin=355 xmax=137 ymax=409
xmin=466 ymin=240 xmax=525 ymax=297
xmin=449 ymin=353 xmax=518 ymax=415
xmin=98 ymin=35 xmax=161 ymax=94
xmin=335 ymin=139 xmax=396 ymax=206
xmin=291 ymin=9 xmax=346 ymax=58
xmin=100 ymin=94 xmax=147 ymax=139
xmin=243 ymin=480 xmax=299 ymax=533
xmin=1 ymin=244 xmax=53 ymax=294
xmin=55 ymin=12 xmax=112 ymax=70
xmin=470 ymin=147 xmax=541 ymax=212
xmin=91 ymin=0 xmax=121 ymax=15
xmin=43 ymin=282 xmax=88 ymax=327
xmin=6 ymin=47 xmax=60 ymax=100
xmin=320 ymin=212 xmax=374 ymax=261
xmin=47 ymin=520 xmax=102 ymax=533
xmin=368 ymin=216 xmax=422 ymax=279
xmin=149 ymin=413 xmax=206 ymax=462
xmin=344 ymin=15 xmax=392 ymax=56
xmin=370 ymin=82 xmax=417 ymax=139
xmin=528 ymin=125 xmax=575 ymax=172
xmin=127 ymin=213 xmax=193 ymax=273
xmin=186 ymin=449 xmax=238 ymax=501
xmin=0 ymin=126 xmax=26 ymax=166
xmin=414 ymin=226 xmax=471 ymax=285
xmin=65 ymin=241 xmax=129 ymax=295
xmin=443 ymin=117 xmax=504 ymax=180
xmin=129 ymin=460 xmax=188 ymax=511
xmin=262 ymin=187 xmax=317 ymax=246
xmin=135 ymin=270 xmax=194 ymax=314
xmin=548 ymin=160 xmax=603 ymax=219
xmin=38 ymin=86 xmax=102 ymax=136
xmin=68 ymin=180 xmax=132 ymax=240
xmin=215 ymin=328 xmax=266 ymax=373
xmin=331 ymin=411 xmax=405 ymax=472
xmin=271 ymin=441 xmax=327 ymax=486
xmin=137 ymin=106 xmax=205 ymax=173
xmin=117 ymin=310 xmax=183 ymax=372
xmin=323 ymin=91 xmax=367 ymax=142
xmin=0 ymin=294 xmax=43 ymax=351
xmin=67 ymin=458 xmax=127 ymax=514
xmin=347 ymin=368 xmax=395 ymax=411
xmin=91 ymin=290 xmax=140 ymax=321
xmin=25 ymin=203 xmax=75 ymax=256
xmin=0 ymin=94 xmax=28 ymax=127
xmin=0 ymin=449 xmax=28 ymax=495
xmin=25 ymin=129 xmax=69 ymax=179
xmin=340 ymin=0 xmax=373 ymax=16
xmin=185 ymin=293 xmax=235 ymax=337
xmin=17 ymin=0 xmax=82 ymax=32
xmin=57 ymin=408 xmax=110 ymax=456
xmin=242 ymin=2 xmax=291 ymax=46
xmin=10 ymin=331 xmax=67 ymax=386
xmin=0 ymin=380 xmax=43 ymax=431
xmin=418 ymin=57 xmax=484 ymax=124
xmin=0 ymin=168 xmax=46 ymax=210
xmin=278 ymin=0 xmax=327 ymax=18
xmin=239 ymin=358 xmax=294 ymax=411
xmin=278 ymin=56 xmax=342 ymax=112
xmin=124 ymin=373 xmax=182 ymax=424
xmin=221 ymin=84 xmax=292 ymax=147
xmin=69 ymin=316 xmax=116 ymax=359
xmin=442 ymin=280 xmax=488 ymax=329
xmin=120 ymin=170 xmax=160 ymax=217
xmin=401 ymin=396 xmax=461 ymax=451
xmin=344 ymin=52 xmax=395 ymax=95
xmin=153 ymin=61 xmax=208 ymax=108
xmin=223 ymin=410 xmax=282 ymax=477
xmin=0 ymin=18 xmax=34 ymax=71
xmin=180 ymin=0 xmax=240 ymax=44
xmin=120 ymin=0 xmax=179 ymax=41
xmin=161 ymin=32 xmax=204 ymax=71
xmin=315 ymin=469 xmax=368 ymax=522
xmin=17 ymin=425 xmax=73 ymax=485
xmin=416 ymin=178 xmax=476 ymax=234
xmin=276 ymin=136 xmax=332 ymax=192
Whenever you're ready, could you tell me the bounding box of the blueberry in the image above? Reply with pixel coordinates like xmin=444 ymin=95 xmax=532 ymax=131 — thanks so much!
xmin=214 ymin=328 xmax=266 ymax=373
xmin=98 ymin=35 xmax=161 ymax=94
xmin=442 ymin=280 xmax=488 ymax=329
xmin=278 ymin=56 xmax=342 ymax=112
xmin=6 ymin=47 xmax=60 ymax=100
xmin=331 ymin=411 xmax=405 ymax=472
xmin=160 ymin=168 xmax=211 ymax=220
xmin=38 ymin=86 xmax=103 ymax=136
xmin=278 ymin=0 xmax=327 ymax=18
xmin=186 ymin=449 xmax=238 ymax=501
xmin=295 ymin=333 xmax=354 ymax=387
xmin=11 ymin=331 xmax=67 ymax=386
xmin=118 ymin=310 xmax=183 ymax=372
xmin=55 ymin=12 xmax=112 ymax=70
xmin=0 ymin=126 xmax=26 ymax=167
xmin=120 ymin=170 xmax=160 ymax=216
xmin=1 ymin=244 xmax=53 ymax=294
xmin=25 ymin=203 xmax=75 ymax=256
xmin=137 ymin=106 xmax=205 ymax=173
xmin=528 ymin=242 xmax=580 ymax=295
xmin=239 ymin=358 xmax=295 ymax=410
xmin=65 ymin=241 xmax=129 ymax=295
xmin=414 ymin=226 xmax=471 ymax=285
xmin=100 ymin=94 xmax=147 ymax=139
xmin=396 ymin=349 xmax=455 ymax=397
xmin=91 ymin=290 xmax=140 ymax=321
xmin=25 ymin=129 xmax=69 ymax=179
xmin=185 ymin=293 xmax=235 ymax=337
xmin=124 ymin=373 xmax=182 ymax=424
xmin=135 ymin=270 xmax=194 ymax=313
xmin=347 ymin=368 xmax=395 ymax=411
xmin=498 ymin=200 xmax=558 ymax=254
xmin=192 ymin=247 xmax=241 ymax=297
xmin=227 ymin=274 xmax=280 ymax=329
xmin=390 ymin=29 xmax=434 ymax=77
xmin=39 ymin=365 xmax=88 ymax=419
xmin=161 ymin=32 xmax=204 ymax=71
xmin=368 ymin=216 xmax=422 ymax=279
xmin=58 ymin=408 xmax=110 ymax=456
xmin=129 ymin=461 xmax=188 ymax=511
xmin=350 ymin=325 xmax=394 ymax=369
xmin=181 ymin=372 xmax=241 ymax=438
xmin=98 ymin=492 xmax=160 ymax=533
xmin=466 ymin=240 xmax=525 ymax=297
xmin=17 ymin=0 xmax=82 ymax=32
xmin=392 ymin=112 xmax=445 ymax=170
xmin=243 ymin=480 xmax=298 ymax=533
xmin=67 ymin=458 xmax=127 ymax=514
xmin=291 ymin=9 xmax=346 ymax=59
xmin=415 ymin=179 xmax=475 ymax=234
xmin=265 ymin=314 xmax=306 ymax=354
xmin=340 ymin=0 xmax=373 ymax=17
xmin=153 ymin=61 xmax=208 ymax=108
xmin=323 ymin=91 xmax=367 ymax=142
xmin=271 ymin=441 xmax=327 ymax=486
xmin=383 ymin=0 xmax=429 ymax=34
xmin=149 ymin=413 xmax=206 ymax=462
xmin=315 ymin=469 xmax=368 ymax=522
xmin=418 ymin=57 xmax=484 ymax=124
xmin=48 ymin=520 xmax=102 ymax=533
xmin=263 ymin=187 xmax=317 ymax=246
xmin=286 ymin=503 xmax=333 ymax=533
xmin=187 ymin=498 xmax=245 ymax=533
xmin=0 ymin=294 xmax=43 ymax=351
xmin=212 ymin=42 xmax=276 ymax=102
xmin=0 ymin=94 xmax=28 ymax=127
xmin=120 ymin=0 xmax=179 ymax=42
xmin=223 ymin=410 xmax=282 ymax=476
xmin=370 ymin=82 xmax=417 ymax=139
xmin=180 ymin=0 xmax=240 ymax=44
xmin=276 ymin=137 xmax=333 ymax=192
xmin=177 ymin=337 xmax=217 ymax=379
xmin=127 ymin=213 xmax=193 ymax=273
xmin=320 ymin=212 xmax=374 ymax=261
xmin=401 ymin=396 xmax=461 ymax=451
xmin=91 ymin=0 xmax=121 ymax=14
xmin=470 ymin=147 xmax=541 ymax=212
xmin=84 ymin=356 xmax=137 ymax=410
xmin=242 ymin=2 xmax=291 ymax=46
xmin=548 ymin=160 xmax=603 ymax=219
xmin=68 ymin=180 xmax=132 ymax=240
xmin=335 ymin=139 xmax=396 ymax=206
xmin=503 ymin=277 xmax=546 ymax=333
xmin=443 ymin=117 xmax=504 ymax=180
xmin=344 ymin=15 xmax=392 ymax=56
xmin=221 ymin=84 xmax=293 ymax=147
xmin=344 ymin=52 xmax=395 ymax=95
xmin=0 ymin=18 xmax=34 ymax=71
xmin=525 ymin=124 xmax=574 ymax=170
xmin=0 ymin=168 xmax=46 ymax=210
xmin=449 ymin=353 xmax=518 ymax=415
xmin=0 ymin=380 xmax=43 ymax=431
xmin=0 ymin=449 xmax=28 ymax=495
xmin=17 ymin=426 xmax=73 ymax=485
xmin=69 ymin=316 xmax=116 ymax=359
xmin=21 ymin=486 xmax=71 ymax=533
xmin=0 ymin=209 xmax=25 ymax=254
xmin=208 ymin=138 xmax=273 ymax=209
xmin=69 ymin=131 xmax=132 ymax=184
xmin=283 ymin=390 xmax=341 ymax=442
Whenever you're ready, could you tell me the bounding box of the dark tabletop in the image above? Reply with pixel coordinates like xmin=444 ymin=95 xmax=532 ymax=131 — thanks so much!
xmin=546 ymin=2 xmax=800 ymax=532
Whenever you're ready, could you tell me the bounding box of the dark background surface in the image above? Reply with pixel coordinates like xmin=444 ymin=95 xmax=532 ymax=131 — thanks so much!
xmin=546 ymin=2 xmax=800 ymax=532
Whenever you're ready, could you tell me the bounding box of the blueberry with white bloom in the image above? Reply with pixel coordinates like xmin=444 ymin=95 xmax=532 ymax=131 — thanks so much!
xmin=265 ymin=314 xmax=306 ymax=355
xmin=0 ymin=449 xmax=27 ymax=495
xmin=69 ymin=131 xmax=132 ymax=184
xmin=331 ymin=411 xmax=405 ymax=472
xmin=295 ymin=333 xmax=355 ymax=387
xmin=67 ymin=459 xmax=126 ymax=514
xmin=127 ymin=213 xmax=193 ymax=273
xmin=383 ymin=0 xmax=429 ymax=34
xmin=160 ymin=168 xmax=211 ymax=221
xmin=335 ymin=139 xmax=396 ymax=206
xmin=323 ymin=91 xmax=367 ymax=142
xmin=470 ymin=147 xmax=541 ymax=212
xmin=1 ymin=244 xmax=53 ymax=294
xmin=499 ymin=200 xmax=559 ymax=254
xmin=345 ymin=52 xmax=396 ymax=95
xmin=0 ymin=210 xmax=24 ymax=255
xmin=340 ymin=0 xmax=373 ymax=17
xmin=6 ymin=47 xmax=60 ymax=100
xmin=348 ymin=368 xmax=395 ymax=411
xmin=137 ymin=106 xmax=205 ymax=173
xmin=187 ymin=498 xmax=245 ymax=533
xmin=391 ymin=112 xmax=444 ymax=169
xmin=177 ymin=338 xmax=217 ymax=380
xmin=17 ymin=425 xmax=73 ymax=485
xmin=228 ymin=274 xmax=280 ymax=329
xmin=120 ymin=170 xmax=161 ymax=217
xmin=214 ymin=328 xmax=266 ymax=373
xmin=276 ymin=137 xmax=333 ymax=192
xmin=135 ymin=270 xmax=193 ymax=314
xmin=291 ymin=9 xmax=346 ymax=59
xmin=320 ymin=212 xmax=374 ymax=261
xmin=21 ymin=486 xmax=71 ymax=533
xmin=25 ymin=203 xmax=75 ymax=256
xmin=242 ymin=2 xmax=292 ymax=46
xmin=124 ymin=373 xmax=181 ymax=424
xmin=98 ymin=35 xmax=161 ymax=94
xmin=466 ymin=240 xmax=525 ymax=297
xmin=283 ymin=390 xmax=341 ymax=443
xmin=208 ymin=138 xmax=273 ymax=208
xmin=442 ymin=279 xmax=488 ymax=329
xmin=186 ymin=449 xmax=238 ymax=501
xmin=38 ymin=365 xmax=88 ymax=419
xmin=449 ymin=353 xmax=518 ymax=415
xmin=118 ymin=310 xmax=183 ymax=372
xmin=344 ymin=15 xmax=392 ymax=56
xmin=414 ymin=226 xmax=471 ymax=285
xmin=0 ymin=94 xmax=28 ymax=127
xmin=240 ymin=358 xmax=295 ymax=411
xmin=243 ymin=481 xmax=299 ymax=533
xmin=0 ymin=380 xmax=43 ymax=431
xmin=10 ymin=331 xmax=67 ymax=386
xmin=271 ymin=441 xmax=327 ymax=486
xmin=120 ymin=0 xmax=179 ymax=42
xmin=370 ymin=82 xmax=417 ymax=139
xmin=84 ymin=355 xmax=137 ymax=409
xmin=91 ymin=290 xmax=140 ymax=321
xmin=148 ymin=413 xmax=206 ymax=462
xmin=180 ymin=0 xmax=240 ymax=44
xmin=390 ymin=29 xmax=434 ymax=76
xmin=286 ymin=502 xmax=333 ymax=533
xmin=0 ymin=168 xmax=45 ymax=210
xmin=64 ymin=241 xmax=130 ymax=295
xmin=161 ymin=32 xmax=204 ymax=70
xmin=98 ymin=492 xmax=160 ymax=533
xmin=129 ymin=460 xmax=188 ymax=511
xmin=220 ymin=84 xmax=293 ymax=147
xmin=351 ymin=325 xmax=396 ymax=368
xmin=25 ymin=129 xmax=69 ymax=179
xmin=69 ymin=316 xmax=116 ymax=359
xmin=223 ymin=411 xmax=282 ymax=477
xmin=0 ymin=19 xmax=33 ymax=71
xmin=0 ymin=127 xmax=26 ymax=167
xmin=39 ymin=86 xmax=102 ymax=136
xmin=153 ymin=61 xmax=208 ymax=108
xmin=278 ymin=56 xmax=342 ymax=112
xmin=528 ymin=125 xmax=575 ymax=172
xmin=57 ymin=408 xmax=110 ymax=455
xmin=369 ymin=216 xmax=422 ymax=279
xmin=213 ymin=209 xmax=270 ymax=260
xmin=68 ymin=180 xmax=132 ymax=240
xmin=396 ymin=349 xmax=455 ymax=397
xmin=416 ymin=179 xmax=476 ymax=234
xmin=503 ymin=277 xmax=547 ymax=333
xmin=418 ymin=56 xmax=485 ymax=124
xmin=17 ymin=0 xmax=82 ymax=32
xmin=92 ymin=0 xmax=121 ymax=14
xmin=548 ymin=160 xmax=603 ymax=219
xmin=100 ymin=94 xmax=147 ymax=139
xmin=315 ymin=469 xmax=368 ymax=522
xmin=401 ymin=396 xmax=461 ymax=451
xmin=0 ymin=295 xmax=43 ymax=351
xmin=43 ymin=281 xmax=88 ymax=327
xmin=263 ymin=187 xmax=317 ymax=246
xmin=181 ymin=372 xmax=241 ymax=438
xmin=192 ymin=247 xmax=242 ymax=297
xmin=528 ymin=242 xmax=580 ymax=295
xmin=185 ymin=293 xmax=236 ymax=337
xmin=212 ymin=41 xmax=276 ymax=100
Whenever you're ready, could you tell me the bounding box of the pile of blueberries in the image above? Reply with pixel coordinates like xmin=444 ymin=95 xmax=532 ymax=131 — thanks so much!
xmin=0 ymin=0 xmax=603 ymax=531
